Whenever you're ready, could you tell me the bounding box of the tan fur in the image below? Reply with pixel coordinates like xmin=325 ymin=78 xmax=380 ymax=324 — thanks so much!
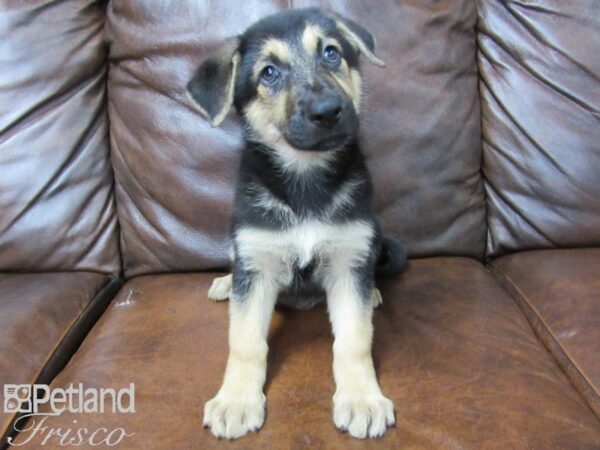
xmin=203 ymin=277 xmax=278 ymax=439
xmin=328 ymin=60 xmax=363 ymax=112
xmin=271 ymin=88 xmax=289 ymax=125
xmin=349 ymin=69 xmax=362 ymax=110
xmin=327 ymin=277 xmax=394 ymax=438
xmin=302 ymin=24 xmax=324 ymax=53
xmin=244 ymin=89 xmax=288 ymax=143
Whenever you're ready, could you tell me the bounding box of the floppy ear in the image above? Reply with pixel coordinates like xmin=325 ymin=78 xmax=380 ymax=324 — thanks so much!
xmin=333 ymin=15 xmax=385 ymax=67
xmin=187 ymin=38 xmax=240 ymax=127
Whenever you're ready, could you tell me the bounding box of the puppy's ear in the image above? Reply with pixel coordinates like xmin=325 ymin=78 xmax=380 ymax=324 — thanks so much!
xmin=333 ymin=15 xmax=385 ymax=67
xmin=187 ymin=37 xmax=240 ymax=127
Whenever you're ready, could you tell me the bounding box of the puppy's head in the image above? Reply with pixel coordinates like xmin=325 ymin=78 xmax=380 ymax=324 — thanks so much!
xmin=188 ymin=8 xmax=384 ymax=152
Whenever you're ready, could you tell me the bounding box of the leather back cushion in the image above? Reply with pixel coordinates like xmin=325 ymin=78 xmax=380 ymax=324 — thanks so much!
xmin=106 ymin=0 xmax=486 ymax=277
xmin=478 ymin=1 xmax=600 ymax=257
xmin=0 ymin=0 xmax=120 ymax=273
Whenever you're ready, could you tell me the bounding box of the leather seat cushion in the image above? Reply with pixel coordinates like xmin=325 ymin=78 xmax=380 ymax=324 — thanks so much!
xmin=13 ymin=259 xmax=600 ymax=448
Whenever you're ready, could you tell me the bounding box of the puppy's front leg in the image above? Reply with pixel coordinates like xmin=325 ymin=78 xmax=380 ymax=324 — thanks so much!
xmin=326 ymin=274 xmax=395 ymax=439
xmin=203 ymin=273 xmax=277 ymax=439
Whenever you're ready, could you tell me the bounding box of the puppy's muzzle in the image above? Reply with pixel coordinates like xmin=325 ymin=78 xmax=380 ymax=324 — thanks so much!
xmin=286 ymin=88 xmax=357 ymax=152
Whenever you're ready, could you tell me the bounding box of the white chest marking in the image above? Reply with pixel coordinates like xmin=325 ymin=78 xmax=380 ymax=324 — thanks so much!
xmin=235 ymin=220 xmax=374 ymax=280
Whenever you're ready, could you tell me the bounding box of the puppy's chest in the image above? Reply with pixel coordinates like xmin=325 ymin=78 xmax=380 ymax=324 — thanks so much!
xmin=235 ymin=220 xmax=374 ymax=270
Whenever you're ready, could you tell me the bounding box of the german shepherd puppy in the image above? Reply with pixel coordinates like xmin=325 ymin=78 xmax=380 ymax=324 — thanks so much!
xmin=187 ymin=8 xmax=406 ymax=440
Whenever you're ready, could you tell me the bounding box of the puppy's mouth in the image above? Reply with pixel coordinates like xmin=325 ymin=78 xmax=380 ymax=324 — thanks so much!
xmin=306 ymin=134 xmax=350 ymax=151
xmin=285 ymin=133 xmax=351 ymax=152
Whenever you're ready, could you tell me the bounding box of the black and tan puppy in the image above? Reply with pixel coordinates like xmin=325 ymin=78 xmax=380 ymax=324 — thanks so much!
xmin=187 ymin=8 xmax=406 ymax=440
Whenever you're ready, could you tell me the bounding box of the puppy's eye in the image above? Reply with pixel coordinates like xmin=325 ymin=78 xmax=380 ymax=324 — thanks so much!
xmin=322 ymin=45 xmax=341 ymax=64
xmin=260 ymin=65 xmax=280 ymax=85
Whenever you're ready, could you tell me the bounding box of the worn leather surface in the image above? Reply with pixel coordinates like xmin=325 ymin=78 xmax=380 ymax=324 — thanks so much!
xmin=106 ymin=0 xmax=486 ymax=277
xmin=13 ymin=260 xmax=600 ymax=449
xmin=0 ymin=272 xmax=112 ymax=443
xmin=491 ymin=248 xmax=600 ymax=418
xmin=0 ymin=0 xmax=120 ymax=274
xmin=477 ymin=1 xmax=600 ymax=258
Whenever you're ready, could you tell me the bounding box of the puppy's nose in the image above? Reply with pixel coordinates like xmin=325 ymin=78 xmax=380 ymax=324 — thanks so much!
xmin=308 ymin=96 xmax=342 ymax=128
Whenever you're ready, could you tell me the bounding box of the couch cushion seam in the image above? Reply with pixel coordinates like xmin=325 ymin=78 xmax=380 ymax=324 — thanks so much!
xmin=1 ymin=275 xmax=120 ymax=447
xmin=489 ymin=262 xmax=600 ymax=419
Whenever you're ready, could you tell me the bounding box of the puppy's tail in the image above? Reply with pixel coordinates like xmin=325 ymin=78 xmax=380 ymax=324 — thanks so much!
xmin=375 ymin=235 xmax=408 ymax=278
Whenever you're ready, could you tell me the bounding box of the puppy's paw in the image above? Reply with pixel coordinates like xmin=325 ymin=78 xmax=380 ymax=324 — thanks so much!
xmin=333 ymin=391 xmax=395 ymax=439
xmin=208 ymin=274 xmax=232 ymax=301
xmin=372 ymin=288 xmax=383 ymax=308
xmin=203 ymin=391 xmax=266 ymax=439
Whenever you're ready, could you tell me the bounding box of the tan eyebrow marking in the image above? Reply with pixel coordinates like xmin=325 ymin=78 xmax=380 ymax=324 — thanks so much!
xmin=253 ymin=38 xmax=292 ymax=80
xmin=261 ymin=38 xmax=291 ymax=63
xmin=302 ymin=24 xmax=324 ymax=53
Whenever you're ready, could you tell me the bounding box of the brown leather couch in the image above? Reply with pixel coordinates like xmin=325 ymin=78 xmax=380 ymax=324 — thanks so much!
xmin=1 ymin=1 xmax=599 ymax=448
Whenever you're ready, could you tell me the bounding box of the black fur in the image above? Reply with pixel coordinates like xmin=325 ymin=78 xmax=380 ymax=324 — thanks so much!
xmin=376 ymin=235 xmax=408 ymax=278
xmin=232 ymin=139 xmax=373 ymax=227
